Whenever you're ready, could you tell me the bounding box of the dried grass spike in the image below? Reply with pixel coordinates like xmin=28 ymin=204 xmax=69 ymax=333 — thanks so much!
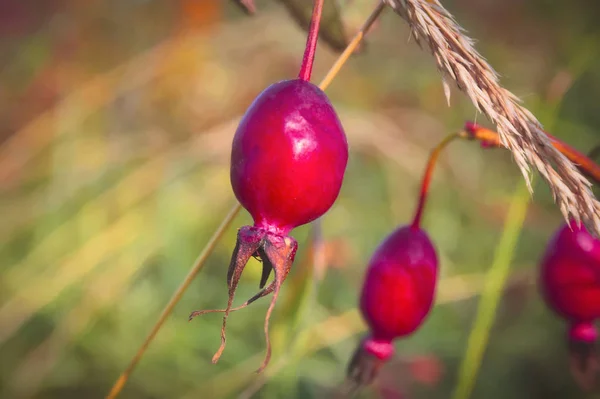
xmin=384 ymin=0 xmax=600 ymax=236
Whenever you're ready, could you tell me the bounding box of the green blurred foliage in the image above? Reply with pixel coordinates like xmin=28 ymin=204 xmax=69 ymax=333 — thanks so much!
xmin=1 ymin=1 xmax=600 ymax=398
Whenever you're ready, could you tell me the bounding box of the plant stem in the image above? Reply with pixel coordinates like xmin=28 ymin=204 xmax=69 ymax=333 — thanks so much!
xmin=318 ymin=1 xmax=386 ymax=91
xmin=105 ymin=204 xmax=240 ymax=399
xmin=451 ymin=181 xmax=530 ymax=399
xmin=105 ymin=3 xmax=384 ymax=398
xmin=411 ymin=131 xmax=465 ymax=229
xmin=465 ymin=122 xmax=600 ymax=186
xmin=298 ymin=0 xmax=325 ymax=81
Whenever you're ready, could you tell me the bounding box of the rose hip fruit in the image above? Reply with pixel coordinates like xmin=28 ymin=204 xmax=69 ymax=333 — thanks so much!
xmin=346 ymin=133 xmax=450 ymax=389
xmin=189 ymin=0 xmax=348 ymax=373
xmin=347 ymin=225 xmax=439 ymax=387
xmin=230 ymin=79 xmax=348 ymax=235
xmin=539 ymin=221 xmax=600 ymax=390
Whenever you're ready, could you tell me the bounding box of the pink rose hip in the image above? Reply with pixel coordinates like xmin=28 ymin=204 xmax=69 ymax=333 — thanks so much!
xmin=539 ymin=221 xmax=600 ymax=390
xmin=230 ymin=78 xmax=348 ymax=235
xmin=189 ymin=0 xmax=348 ymax=373
xmin=348 ymin=225 xmax=438 ymax=387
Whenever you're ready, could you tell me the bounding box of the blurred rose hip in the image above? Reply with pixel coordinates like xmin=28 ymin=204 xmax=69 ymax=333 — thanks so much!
xmin=347 ymin=225 xmax=438 ymax=387
xmin=346 ymin=132 xmax=455 ymax=390
xmin=539 ymin=221 xmax=600 ymax=390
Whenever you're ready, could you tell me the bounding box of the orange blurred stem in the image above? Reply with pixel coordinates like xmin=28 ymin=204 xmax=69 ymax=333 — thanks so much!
xmin=412 ymin=132 xmax=466 ymax=229
xmin=464 ymin=122 xmax=600 ymax=186
xmin=298 ymin=0 xmax=325 ymax=81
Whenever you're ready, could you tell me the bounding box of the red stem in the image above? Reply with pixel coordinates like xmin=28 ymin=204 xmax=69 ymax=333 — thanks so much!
xmin=411 ymin=121 xmax=600 ymax=230
xmin=464 ymin=122 xmax=600 ymax=186
xmin=412 ymin=133 xmax=462 ymax=229
xmin=298 ymin=0 xmax=325 ymax=81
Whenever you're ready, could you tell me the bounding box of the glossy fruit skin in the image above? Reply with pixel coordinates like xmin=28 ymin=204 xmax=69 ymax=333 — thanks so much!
xmin=540 ymin=221 xmax=600 ymax=324
xmin=539 ymin=222 xmax=600 ymax=390
xmin=230 ymin=78 xmax=348 ymax=236
xmin=360 ymin=225 xmax=439 ymax=343
xmin=347 ymin=225 xmax=438 ymax=386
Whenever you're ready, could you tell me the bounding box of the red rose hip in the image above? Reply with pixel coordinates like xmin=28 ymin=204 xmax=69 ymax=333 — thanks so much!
xmin=230 ymin=78 xmax=348 ymax=235
xmin=346 ymin=132 xmax=454 ymax=390
xmin=539 ymin=221 xmax=600 ymax=390
xmin=189 ymin=0 xmax=348 ymax=373
xmin=348 ymin=225 xmax=439 ymax=387
xmin=360 ymin=227 xmax=438 ymax=341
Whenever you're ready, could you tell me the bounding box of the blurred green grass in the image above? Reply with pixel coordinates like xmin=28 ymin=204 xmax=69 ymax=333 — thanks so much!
xmin=1 ymin=1 xmax=600 ymax=398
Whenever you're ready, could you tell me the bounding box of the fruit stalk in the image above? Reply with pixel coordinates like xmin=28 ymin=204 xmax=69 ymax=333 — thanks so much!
xmin=298 ymin=0 xmax=325 ymax=81
xmin=464 ymin=122 xmax=600 ymax=186
xmin=412 ymin=131 xmax=465 ymax=229
xmin=318 ymin=1 xmax=386 ymax=91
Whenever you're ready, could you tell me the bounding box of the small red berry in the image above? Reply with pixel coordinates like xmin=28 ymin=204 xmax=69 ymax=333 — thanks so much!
xmin=539 ymin=221 xmax=600 ymax=390
xmin=348 ymin=226 xmax=439 ymax=387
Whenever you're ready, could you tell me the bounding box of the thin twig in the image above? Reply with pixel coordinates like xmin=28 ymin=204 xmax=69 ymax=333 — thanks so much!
xmin=384 ymin=0 xmax=600 ymax=235
xmin=464 ymin=123 xmax=600 ymax=187
xmin=319 ymin=1 xmax=386 ymax=91
xmin=105 ymin=204 xmax=241 ymax=399
xmin=451 ymin=182 xmax=530 ymax=399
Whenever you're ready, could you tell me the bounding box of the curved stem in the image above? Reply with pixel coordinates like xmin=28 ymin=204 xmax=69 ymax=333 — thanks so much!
xmin=464 ymin=122 xmax=600 ymax=186
xmin=411 ymin=132 xmax=464 ymax=229
xmin=318 ymin=1 xmax=386 ymax=91
xmin=105 ymin=204 xmax=241 ymax=399
xmin=298 ymin=0 xmax=325 ymax=81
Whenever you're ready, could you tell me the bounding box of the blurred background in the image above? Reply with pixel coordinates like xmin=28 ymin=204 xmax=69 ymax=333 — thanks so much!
xmin=2 ymin=0 xmax=600 ymax=398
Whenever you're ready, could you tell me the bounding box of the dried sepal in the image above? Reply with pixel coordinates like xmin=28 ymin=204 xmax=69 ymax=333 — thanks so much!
xmin=344 ymin=345 xmax=386 ymax=397
xmin=344 ymin=336 xmax=395 ymax=396
xmin=569 ymin=339 xmax=599 ymax=391
xmin=255 ymin=234 xmax=297 ymax=373
xmin=189 ymin=226 xmax=298 ymax=372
